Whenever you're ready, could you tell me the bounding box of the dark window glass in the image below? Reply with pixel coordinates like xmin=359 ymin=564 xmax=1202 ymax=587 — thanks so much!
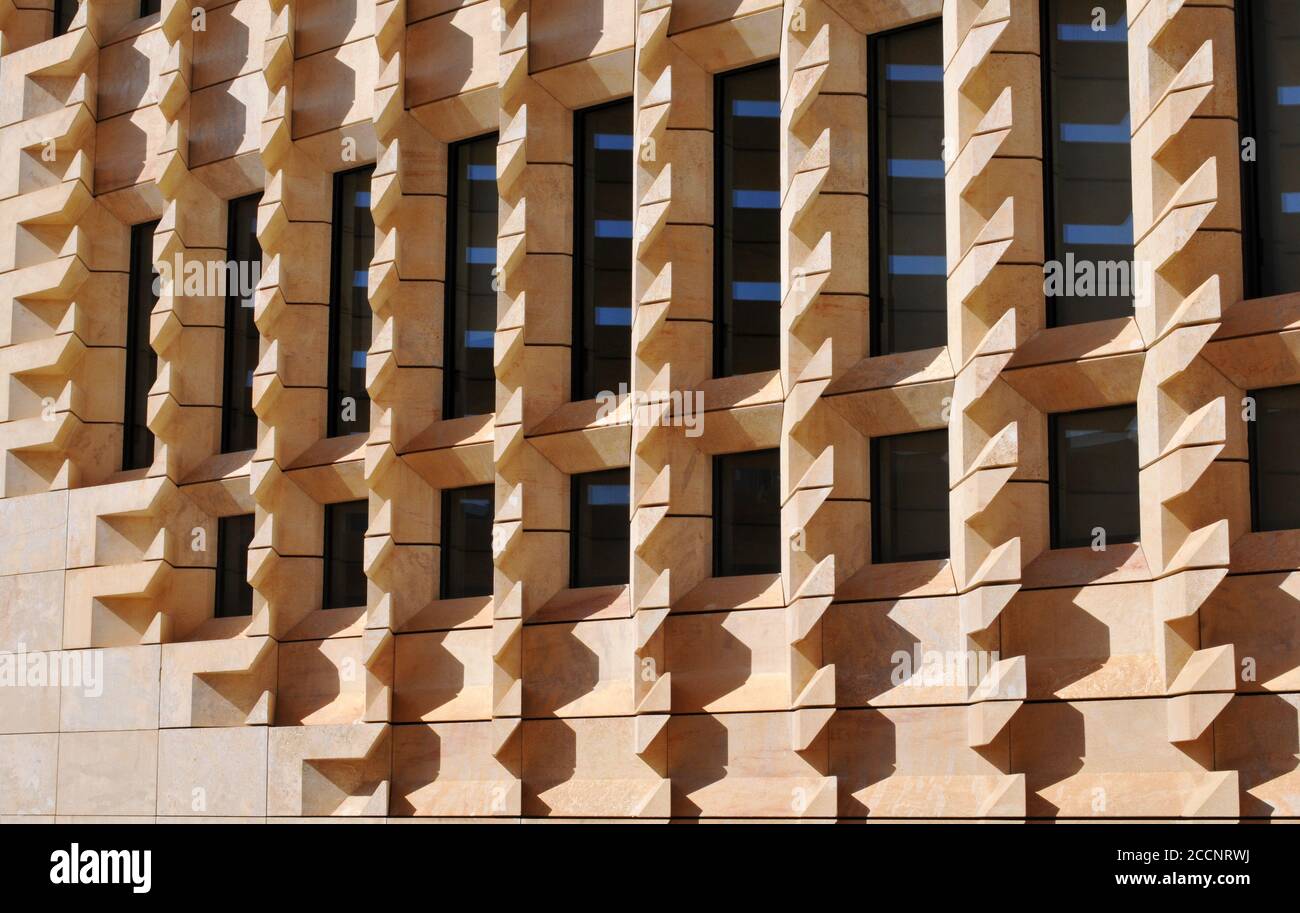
xmin=1238 ymin=1 xmax=1300 ymax=298
xmin=1043 ymin=0 xmax=1134 ymax=326
xmin=323 ymin=500 xmax=368 ymax=609
xmin=1249 ymin=385 xmax=1300 ymax=531
xmin=139 ymin=0 xmax=160 ymax=16
xmin=441 ymin=485 xmax=494 ymax=599
xmin=716 ymin=62 xmax=781 ymax=376
xmin=327 ymin=166 xmax=375 ymax=436
xmin=571 ymin=469 xmax=630 ymax=588
xmin=123 ymin=221 xmax=159 ymax=471
xmin=214 ymin=514 xmax=254 ymax=618
xmin=222 ymin=193 xmax=262 ymax=453
xmin=446 ymin=134 xmax=499 ymax=419
xmin=1050 ymin=405 xmax=1140 ymax=548
xmin=714 ymin=449 xmax=781 ymax=576
xmin=870 ymin=20 xmax=947 ymax=354
xmin=872 ymin=429 xmax=950 ymax=563
xmin=575 ymin=100 xmax=633 ymax=400
xmin=53 ymin=0 xmax=76 ymax=36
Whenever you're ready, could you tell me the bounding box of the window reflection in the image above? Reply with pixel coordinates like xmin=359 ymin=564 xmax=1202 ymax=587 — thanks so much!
xmin=575 ymin=101 xmax=633 ymax=400
xmin=441 ymin=485 xmax=494 ymax=599
xmin=446 ymin=135 xmax=500 ymax=419
xmin=872 ymin=429 xmax=950 ymax=563
xmin=571 ymin=469 xmax=630 ymax=588
xmin=871 ymin=20 xmax=947 ymax=354
xmin=714 ymin=450 xmax=781 ymax=576
xmin=716 ymin=63 xmax=781 ymax=376
xmin=328 ymin=167 xmax=375 ymax=437
xmin=1044 ymin=0 xmax=1135 ymax=326
xmin=1050 ymin=405 xmax=1140 ymax=548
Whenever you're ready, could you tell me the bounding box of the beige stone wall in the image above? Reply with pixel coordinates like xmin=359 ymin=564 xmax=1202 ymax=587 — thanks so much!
xmin=0 ymin=0 xmax=1294 ymax=821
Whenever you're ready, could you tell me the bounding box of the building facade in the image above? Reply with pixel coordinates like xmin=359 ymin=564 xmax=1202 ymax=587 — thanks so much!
xmin=0 ymin=0 xmax=1297 ymax=821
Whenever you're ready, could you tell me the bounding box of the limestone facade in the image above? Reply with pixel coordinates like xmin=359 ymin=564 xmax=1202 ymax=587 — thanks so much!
xmin=0 ymin=0 xmax=1296 ymax=821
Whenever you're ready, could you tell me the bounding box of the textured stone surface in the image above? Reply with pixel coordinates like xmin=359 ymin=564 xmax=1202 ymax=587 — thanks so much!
xmin=0 ymin=0 xmax=1293 ymax=822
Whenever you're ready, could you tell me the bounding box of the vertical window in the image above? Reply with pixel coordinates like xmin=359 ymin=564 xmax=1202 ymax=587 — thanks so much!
xmin=870 ymin=20 xmax=947 ymax=354
xmin=1043 ymin=0 xmax=1134 ymax=326
xmin=222 ymin=194 xmax=262 ymax=453
xmin=574 ymin=100 xmax=634 ymax=400
xmin=123 ymin=220 xmax=159 ymax=471
xmin=714 ymin=449 xmax=781 ymax=576
xmin=441 ymin=485 xmax=494 ymax=599
xmin=872 ymin=429 xmax=950 ymax=563
xmin=52 ymin=0 xmax=77 ymax=36
xmin=1238 ymin=1 xmax=1300 ymax=298
xmin=446 ymin=134 xmax=499 ymax=419
xmin=1248 ymin=384 xmax=1300 ymax=532
xmin=327 ymin=166 xmax=375 ymax=437
xmin=571 ymin=469 xmax=630 ymax=588
xmin=139 ymin=0 xmax=160 ymax=16
xmin=323 ymin=500 xmax=368 ymax=609
xmin=1049 ymin=405 xmax=1140 ymax=548
xmin=716 ymin=62 xmax=781 ymax=377
xmin=215 ymin=514 xmax=254 ymax=618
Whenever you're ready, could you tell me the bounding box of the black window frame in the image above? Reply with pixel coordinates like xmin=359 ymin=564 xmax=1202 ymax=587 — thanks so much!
xmin=326 ymin=165 xmax=376 ymax=439
xmin=1039 ymin=0 xmax=1136 ymax=328
xmin=214 ymin=514 xmax=255 ymax=619
xmin=569 ymin=468 xmax=631 ymax=589
xmin=1048 ymin=404 xmax=1141 ymax=550
xmin=220 ymin=192 xmax=262 ymax=454
xmin=322 ymin=499 xmax=368 ymax=610
xmin=1248 ymin=385 xmax=1266 ymax=531
xmin=439 ymin=484 xmax=495 ymax=600
xmin=870 ymin=428 xmax=951 ymax=564
xmin=572 ymin=98 xmax=635 ymax=402
xmin=122 ymin=220 xmax=159 ymax=472
xmin=443 ymin=133 xmax=500 ymax=422
xmin=1039 ymin=1 xmax=1058 ymax=322
xmin=1237 ymin=2 xmax=1262 ymax=301
xmin=52 ymin=0 xmax=76 ymax=36
xmin=712 ymin=448 xmax=782 ymax=578
xmin=713 ymin=59 xmax=782 ymax=379
xmin=1235 ymin=1 xmax=1300 ymax=301
xmin=1247 ymin=384 xmax=1300 ymax=533
xmin=867 ymin=17 xmax=948 ymax=357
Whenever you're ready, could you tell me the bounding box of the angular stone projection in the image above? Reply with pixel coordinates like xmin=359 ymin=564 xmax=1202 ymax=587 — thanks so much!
xmin=0 ymin=0 xmax=1294 ymax=822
